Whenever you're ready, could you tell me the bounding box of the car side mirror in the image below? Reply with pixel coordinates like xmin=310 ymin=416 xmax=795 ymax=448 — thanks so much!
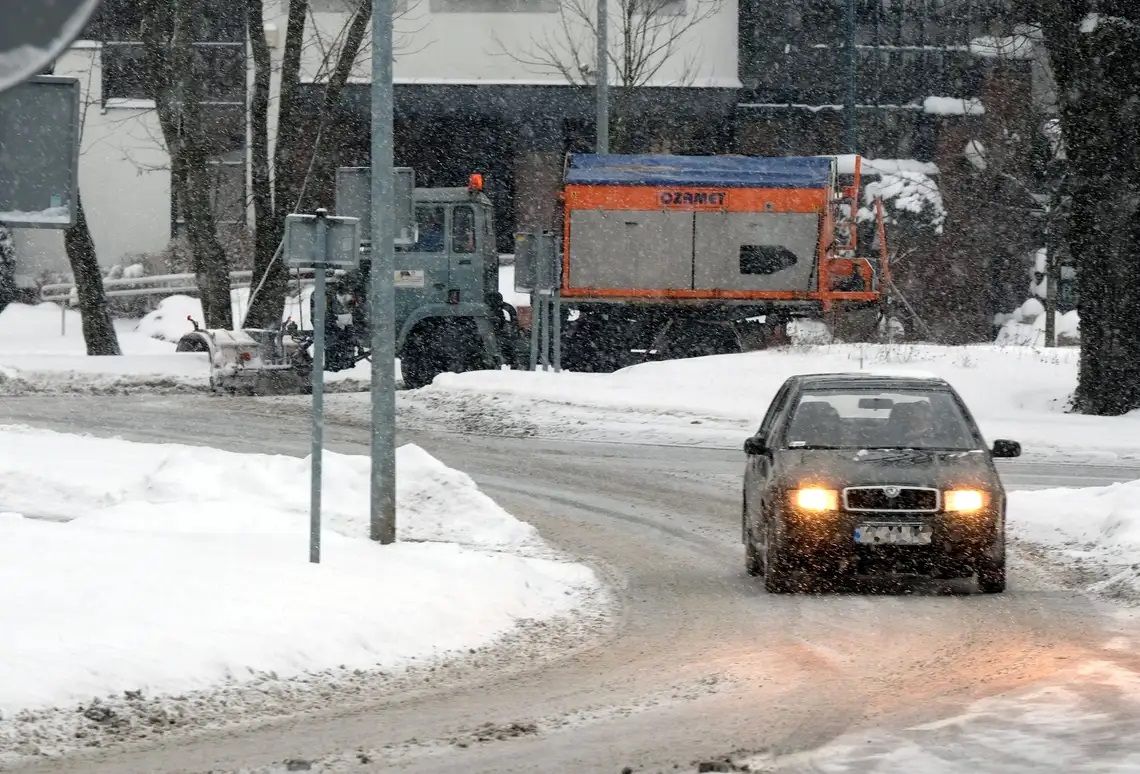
xmin=744 ymin=436 xmax=769 ymax=456
xmin=992 ymin=439 xmax=1021 ymax=458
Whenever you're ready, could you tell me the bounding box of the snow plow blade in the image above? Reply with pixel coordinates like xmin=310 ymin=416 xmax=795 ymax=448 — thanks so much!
xmin=176 ymin=328 xmax=312 ymax=395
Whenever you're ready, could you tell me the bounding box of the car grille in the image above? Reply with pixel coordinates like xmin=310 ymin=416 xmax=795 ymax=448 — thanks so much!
xmin=844 ymin=486 xmax=939 ymax=512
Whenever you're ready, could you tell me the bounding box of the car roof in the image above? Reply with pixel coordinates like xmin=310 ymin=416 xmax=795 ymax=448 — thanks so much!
xmin=786 ymin=372 xmax=953 ymax=391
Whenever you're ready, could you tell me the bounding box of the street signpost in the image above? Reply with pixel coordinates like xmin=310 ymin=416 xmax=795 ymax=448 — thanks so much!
xmin=284 ymin=209 xmax=361 ymax=563
xmin=334 ymin=166 xmax=416 ymax=246
xmin=515 ymin=231 xmax=562 ymax=372
xmin=0 ymin=0 xmax=103 ymax=94
xmin=0 ymin=76 xmax=81 ymax=228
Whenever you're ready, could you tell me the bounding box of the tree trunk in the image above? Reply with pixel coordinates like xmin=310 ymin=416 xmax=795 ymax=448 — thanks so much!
xmin=0 ymin=225 xmax=15 ymax=312
xmin=63 ymin=193 xmax=122 ymax=356
xmin=245 ymin=0 xmax=276 ymax=328
xmin=243 ymin=0 xmax=309 ymax=329
xmin=1039 ymin=7 xmax=1140 ymax=414
xmin=245 ymin=0 xmax=372 ymax=329
xmin=142 ymin=0 xmax=233 ymax=329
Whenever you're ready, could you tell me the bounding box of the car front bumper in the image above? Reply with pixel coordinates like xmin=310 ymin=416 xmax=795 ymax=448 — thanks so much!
xmin=782 ymin=507 xmax=1003 ymax=572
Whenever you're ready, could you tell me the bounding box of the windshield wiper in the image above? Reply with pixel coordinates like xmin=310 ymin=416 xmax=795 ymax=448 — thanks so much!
xmin=787 ymin=444 xmax=844 ymax=450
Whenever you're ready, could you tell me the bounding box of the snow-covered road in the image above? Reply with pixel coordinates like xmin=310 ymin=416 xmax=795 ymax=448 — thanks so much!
xmin=4 ymin=395 xmax=1140 ymax=773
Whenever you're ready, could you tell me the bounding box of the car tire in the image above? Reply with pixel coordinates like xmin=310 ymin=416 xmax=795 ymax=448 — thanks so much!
xmin=977 ymin=559 xmax=1006 ymax=594
xmin=744 ymin=504 xmax=763 ymax=577
xmin=763 ymin=517 xmax=795 ymax=594
xmin=746 ymin=537 xmax=763 ymax=577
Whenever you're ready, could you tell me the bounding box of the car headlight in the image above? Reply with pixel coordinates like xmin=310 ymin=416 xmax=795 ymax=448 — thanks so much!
xmin=944 ymin=489 xmax=989 ymax=513
xmin=792 ymin=487 xmax=839 ymax=512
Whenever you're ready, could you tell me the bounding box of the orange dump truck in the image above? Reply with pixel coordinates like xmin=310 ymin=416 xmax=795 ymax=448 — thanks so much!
xmin=555 ymin=153 xmax=889 ymax=371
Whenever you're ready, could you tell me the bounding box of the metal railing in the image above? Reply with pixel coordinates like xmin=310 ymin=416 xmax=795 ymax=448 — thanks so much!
xmin=40 ymin=268 xmax=328 ymax=336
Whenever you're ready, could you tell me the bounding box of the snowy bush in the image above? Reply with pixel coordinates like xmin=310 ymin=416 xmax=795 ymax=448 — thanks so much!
xmin=859 ymin=171 xmax=946 ymax=236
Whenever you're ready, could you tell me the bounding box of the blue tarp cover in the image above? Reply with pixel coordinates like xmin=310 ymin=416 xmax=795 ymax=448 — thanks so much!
xmin=564 ymin=154 xmax=834 ymax=189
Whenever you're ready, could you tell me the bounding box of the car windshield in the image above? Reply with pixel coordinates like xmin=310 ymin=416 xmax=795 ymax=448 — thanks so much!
xmin=782 ymin=388 xmax=980 ymax=450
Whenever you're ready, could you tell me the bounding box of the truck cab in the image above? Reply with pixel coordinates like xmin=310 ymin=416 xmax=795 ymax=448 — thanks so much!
xmin=344 ymin=183 xmax=518 ymax=388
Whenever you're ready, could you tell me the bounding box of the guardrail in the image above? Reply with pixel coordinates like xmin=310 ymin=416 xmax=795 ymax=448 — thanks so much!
xmin=40 ymin=268 xmax=326 ymax=336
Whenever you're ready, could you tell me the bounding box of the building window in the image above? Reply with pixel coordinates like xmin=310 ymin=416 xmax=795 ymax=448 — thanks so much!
xmin=631 ymin=0 xmax=686 ymax=16
xmin=101 ymin=43 xmax=149 ymax=101
xmin=429 ymin=0 xmax=556 ymax=13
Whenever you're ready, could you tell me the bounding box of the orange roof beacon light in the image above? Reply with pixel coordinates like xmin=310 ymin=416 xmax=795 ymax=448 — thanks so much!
xmin=468 ymin=173 xmax=484 ymax=192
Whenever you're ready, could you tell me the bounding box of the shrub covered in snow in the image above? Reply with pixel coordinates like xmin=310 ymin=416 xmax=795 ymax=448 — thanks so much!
xmin=859 ymin=171 xmax=946 ymax=236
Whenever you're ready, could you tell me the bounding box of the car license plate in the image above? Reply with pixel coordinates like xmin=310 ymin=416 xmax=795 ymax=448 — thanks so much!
xmin=854 ymin=523 xmax=932 ymax=545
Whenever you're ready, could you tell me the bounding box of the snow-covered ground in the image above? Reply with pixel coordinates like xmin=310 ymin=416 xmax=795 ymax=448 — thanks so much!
xmin=0 ymin=427 xmax=599 ymax=730
xmin=386 ymin=343 xmax=1140 ymax=462
xmin=1013 ymin=482 xmax=1140 ymax=598
xmin=0 ymin=302 xmax=211 ymax=393
xmin=0 ymin=263 xmax=534 ymax=392
xmin=745 ymin=658 xmax=1140 ymax=772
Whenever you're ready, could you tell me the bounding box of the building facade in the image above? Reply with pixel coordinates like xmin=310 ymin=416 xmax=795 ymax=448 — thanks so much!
xmin=10 ymin=0 xmax=739 ymax=278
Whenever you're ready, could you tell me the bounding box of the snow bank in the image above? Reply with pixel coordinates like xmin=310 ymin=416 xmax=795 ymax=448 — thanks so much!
xmin=394 ymin=344 xmax=1140 ymax=460
xmin=1012 ymin=481 xmax=1140 ymax=595
xmin=0 ymin=303 xmax=212 ymax=393
xmin=742 ymin=660 xmax=1140 ymax=772
xmin=0 ymin=427 xmax=597 ymax=714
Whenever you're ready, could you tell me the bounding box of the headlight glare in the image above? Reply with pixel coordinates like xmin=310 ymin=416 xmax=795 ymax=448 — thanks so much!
xmin=793 ymin=487 xmax=839 ymax=512
xmin=944 ymin=489 xmax=988 ymax=513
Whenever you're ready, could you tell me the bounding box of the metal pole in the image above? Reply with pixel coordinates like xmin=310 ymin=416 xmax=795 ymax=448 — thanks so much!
xmin=1044 ymin=235 xmax=1057 ymax=348
xmin=596 ymin=0 xmax=609 ymax=154
xmin=370 ymin=0 xmax=398 ymax=544
xmin=552 ymin=291 xmax=562 ymax=373
xmin=844 ymin=0 xmax=857 ymax=153
xmin=310 ymin=213 xmax=328 ymax=565
xmin=61 ymin=303 xmax=66 ymax=336
xmin=528 ymin=292 xmax=540 ymax=371
xmin=539 ymin=293 xmax=551 ymax=371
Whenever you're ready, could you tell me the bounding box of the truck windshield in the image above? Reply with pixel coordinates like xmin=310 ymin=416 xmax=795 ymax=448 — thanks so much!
xmin=782 ymin=389 xmax=980 ymax=450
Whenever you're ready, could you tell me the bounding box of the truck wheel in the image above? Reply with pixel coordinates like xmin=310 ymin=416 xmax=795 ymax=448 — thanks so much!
xmin=977 ymin=558 xmax=1006 ymax=594
xmin=401 ymin=333 xmax=443 ymax=389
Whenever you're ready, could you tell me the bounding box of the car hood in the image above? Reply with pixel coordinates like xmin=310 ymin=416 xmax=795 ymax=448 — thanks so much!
xmin=774 ymin=448 xmax=1002 ymax=492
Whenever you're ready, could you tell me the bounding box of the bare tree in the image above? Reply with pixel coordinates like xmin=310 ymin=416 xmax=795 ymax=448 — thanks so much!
xmin=64 ymin=194 xmax=122 ymax=355
xmin=140 ymin=0 xmax=234 ymax=328
xmin=243 ymin=0 xmax=376 ymax=329
xmin=1018 ymin=1 xmax=1140 ymax=415
xmin=501 ymin=0 xmax=721 ymax=149
xmin=54 ymin=48 xmax=123 ymax=354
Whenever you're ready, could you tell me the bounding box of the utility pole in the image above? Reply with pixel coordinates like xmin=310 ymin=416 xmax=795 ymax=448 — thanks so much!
xmin=596 ymin=0 xmax=609 ymax=154
xmin=844 ymin=0 xmax=857 ymax=153
xmin=370 ymin=0 xmax=397 ymax=544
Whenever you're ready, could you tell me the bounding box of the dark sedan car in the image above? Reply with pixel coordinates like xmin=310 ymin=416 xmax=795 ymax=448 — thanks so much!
xmin=742 ymin=373 xmax=1021 ymax=593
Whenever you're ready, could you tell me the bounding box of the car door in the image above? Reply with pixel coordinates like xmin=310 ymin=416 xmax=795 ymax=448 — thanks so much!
xmin=394 ymin=205 xmax=449 ymax=325
xmin=448 ymin=203 xmax=481 ymax=302
xmin=745 ymin=382 xmax=792 ymax=534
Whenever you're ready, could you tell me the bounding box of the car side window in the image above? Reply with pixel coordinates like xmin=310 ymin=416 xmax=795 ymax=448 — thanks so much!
xmin=756 ymin=383 xmax=792 ymax=440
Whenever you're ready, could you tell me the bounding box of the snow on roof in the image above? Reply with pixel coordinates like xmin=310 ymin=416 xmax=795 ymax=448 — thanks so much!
xmin=833 ymin=155 xmax=940 ymax=176
xmin=923 ymin=96 xmax=985 ymax=116
xmin=0 ymin=206 xmax=71 ymax=226
xmin=564 ymin=154 xmax=834 ymax=189
xmin=970 ymin=35 xmax=1037 ymax=60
